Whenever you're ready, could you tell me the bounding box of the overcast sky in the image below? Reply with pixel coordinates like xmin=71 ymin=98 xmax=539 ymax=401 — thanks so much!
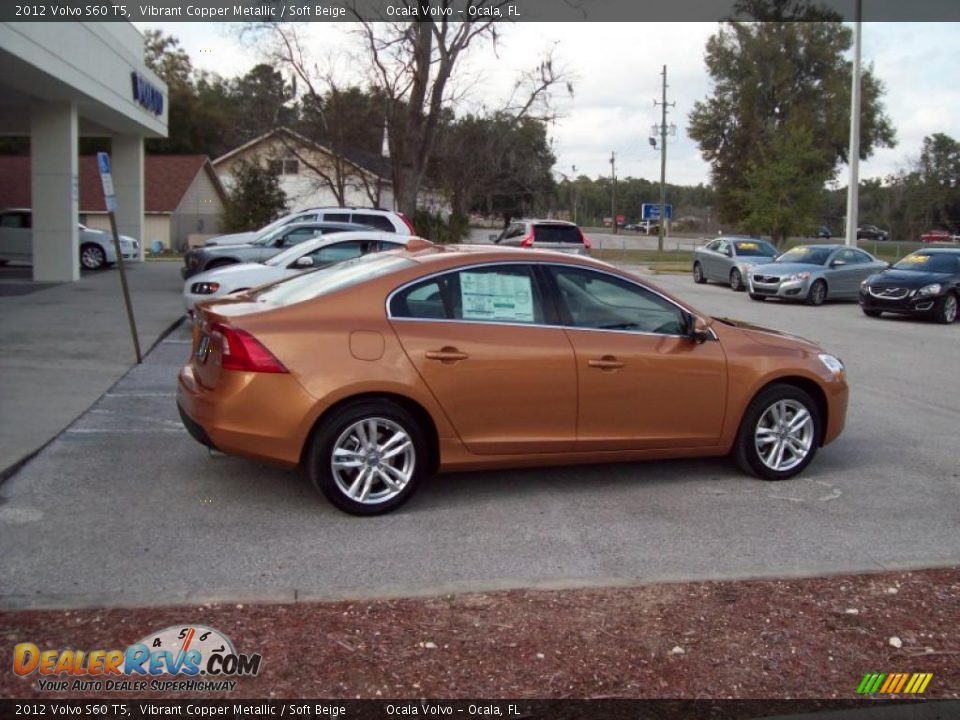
xmin=136 ymin=21 xmax=960 ymax=187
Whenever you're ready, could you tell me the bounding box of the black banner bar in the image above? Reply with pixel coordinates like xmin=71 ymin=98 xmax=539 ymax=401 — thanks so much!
xmin=3 ymin=0 xmax=960 ymax=23
xmin=1 ymin=699 xmax=958 ymax=720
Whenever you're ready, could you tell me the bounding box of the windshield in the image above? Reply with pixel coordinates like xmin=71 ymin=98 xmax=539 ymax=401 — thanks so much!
xmin=250 ymin=253 xmax=416 ymax=308
xmin=893 ymin=253 xmax=959 ymax=274
xmin=775 ymin=246 xmax=832 ymax=266
xmin=733 ymin=240 xmax=777 ymax=258
xmin=253 ymin=226 xmax=289 ymax=246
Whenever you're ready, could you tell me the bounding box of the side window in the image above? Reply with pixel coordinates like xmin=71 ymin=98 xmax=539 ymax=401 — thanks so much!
xmin=505 ymin=223 xmax=526 ymax=239
xmin=301 ymin=240 xmax=367 ymax=265
xmin=716 ymin=239 xmax=731 ymax=256
xmin=324 ymin=213 xmax=351 ymax=223
xmin=834 ymin=249 xmax=856 ymax=264
xmin=1 ymin=213 xmax=26 ymax=229
xmin=549 ymin=266 xmax=687 ymax=335
xmin=281 ymin=228 xmax=320 ymax=246
xmin=705 ymin=239 xmax=721 ymax=252
xmin=352 ymin=214 xmax=395 ymax=232
xmin=294 ymin=213 xmax=318 ymax=223
xmin=390 ymin=279 xmax=448 ymax=320
xmin=379 ymin=241 xmax=404 ymax=252
xmin=852 ymin=250 xmax=872 ymax=264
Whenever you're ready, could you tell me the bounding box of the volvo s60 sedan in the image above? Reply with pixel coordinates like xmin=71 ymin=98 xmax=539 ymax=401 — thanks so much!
xmin=859 ymin=248 xmax=960 ymax=323
xmin=177 ymin=242 xmax=849 ymax=515
xmin=748 ymin=245 xmax=888 ymax=305
xmin=692 ymin=237 xmax=779 ymax=291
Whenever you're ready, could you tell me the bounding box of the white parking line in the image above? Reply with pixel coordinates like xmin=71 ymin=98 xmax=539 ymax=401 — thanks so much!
xmin=104 ymin=392 xmax=177 ymax=397
xmin=65 ymin=428 xmax=187 ymax=434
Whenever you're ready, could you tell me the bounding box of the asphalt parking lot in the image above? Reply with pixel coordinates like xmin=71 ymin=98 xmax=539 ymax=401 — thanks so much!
xmin=1 ymin=265 xmax=958 ymax=609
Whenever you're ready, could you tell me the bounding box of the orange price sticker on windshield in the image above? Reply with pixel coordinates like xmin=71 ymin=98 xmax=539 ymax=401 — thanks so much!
xmin=902 ymin=255 xmax=929 ymax=263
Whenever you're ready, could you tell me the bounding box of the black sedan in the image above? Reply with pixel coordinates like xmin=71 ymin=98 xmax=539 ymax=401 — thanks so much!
xmin=181 ymin=222 xmax=367 ymax=279
xmin=859 ymin=248 xmax=960 ymax=324
xmin=857 ymin=224 xmax=889 ymax=242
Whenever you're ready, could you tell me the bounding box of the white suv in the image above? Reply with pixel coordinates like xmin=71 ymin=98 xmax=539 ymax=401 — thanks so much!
xmin=205 ymin=207 xmax=416 ymax=247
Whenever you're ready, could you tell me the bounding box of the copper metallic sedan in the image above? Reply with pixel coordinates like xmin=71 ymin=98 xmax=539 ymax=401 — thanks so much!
xmin=178 ymin=242 xmax=849 ymax=515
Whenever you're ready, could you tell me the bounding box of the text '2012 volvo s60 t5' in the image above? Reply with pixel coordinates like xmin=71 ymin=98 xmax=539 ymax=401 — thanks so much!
xmin=177 ymin=241 xmax=849 ymax=515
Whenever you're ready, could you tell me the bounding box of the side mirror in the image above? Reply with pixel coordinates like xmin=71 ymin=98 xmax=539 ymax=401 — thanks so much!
xmin=293 ymin=256 xmax=314 ymax=268
xmin=275 ymin=237 xmax=287 ymax=248
xmin=687 ymin=314 xmax=712 ymax=344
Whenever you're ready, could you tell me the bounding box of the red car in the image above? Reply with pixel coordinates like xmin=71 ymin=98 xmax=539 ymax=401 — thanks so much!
xmin=920 ymin=229 xmax=954 ymax=243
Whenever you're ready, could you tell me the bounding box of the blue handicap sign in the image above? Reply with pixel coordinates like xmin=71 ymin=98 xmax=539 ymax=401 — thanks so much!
xmin=97 ymin=152 xmax=111 ymax=176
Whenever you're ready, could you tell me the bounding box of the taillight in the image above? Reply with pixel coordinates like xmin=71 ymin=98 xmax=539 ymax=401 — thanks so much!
xmin=581 ymin=231 xmax=592 ymax=250
xmin=210 ymin=322 xmax=288 ymax=374
xmin=521 ymin=231 xmax=534 ymax=248
xmin=398 ymin=212 xmax=417 ymax=234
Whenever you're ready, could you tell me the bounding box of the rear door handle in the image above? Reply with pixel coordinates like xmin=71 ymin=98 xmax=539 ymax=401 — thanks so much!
xmin=588 ymin=356 xmax=625 ymax=370
xmin=425 ymin=347 xmax=469 ymax=363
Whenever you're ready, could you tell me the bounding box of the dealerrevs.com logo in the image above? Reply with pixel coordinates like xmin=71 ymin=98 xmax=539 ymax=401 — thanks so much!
xmin=13 ymin=625 xmax=262 ymax=693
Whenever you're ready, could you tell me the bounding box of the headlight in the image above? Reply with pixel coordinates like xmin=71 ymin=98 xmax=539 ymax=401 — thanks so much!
xmin=738 ymin=261 xmax=755 ymax=270
xmin=818 ymin=353 xmax=845 ymax=377
xmin=190 ymin=282 xmax=220 ymax=295
xmin=860 ymin=278 xmax=870 ymax=288
xmin=917 ymin=283 xmax=942 ymax=296
xmin=788 ymin=272 xmax=811 ymax=281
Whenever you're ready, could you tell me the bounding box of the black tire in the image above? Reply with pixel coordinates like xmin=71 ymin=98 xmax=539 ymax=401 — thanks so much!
xmin=307 ymin=399 xmax=428 ymax=516
xmin=80 ymin=243 xmax=107 ymax=270
xmin=934 ymin=292 xmax=958 ymax=324
xmin=692 ymin=262 xmax=706 ymax=284
xmin=729 ymin=268 xmax=744 ymax=292
xmin=862 ymin=307 xmax=883 ymax=318
xmin=806 ymin=279 xmax=827 ymax=306
xmin=749 ymin=293 xmax=767 ymax=302
xmin=733 ymin=383 xmax=821 ymax=481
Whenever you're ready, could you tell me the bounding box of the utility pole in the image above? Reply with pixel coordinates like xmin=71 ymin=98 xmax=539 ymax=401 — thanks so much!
xmin=844 ymin=0 xmax=863 ymax=247
xmin=654 ymin=65 xmax=676 ymax=253
xmin=610 ymin=152 xmax=617 ymax=234
xmin=572 ymin=164 xmax=578 ymax=224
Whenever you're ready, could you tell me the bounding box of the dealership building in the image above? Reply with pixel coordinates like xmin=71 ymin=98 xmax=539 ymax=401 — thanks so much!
xmin=0 ymin=22 xmax=168 ymax=281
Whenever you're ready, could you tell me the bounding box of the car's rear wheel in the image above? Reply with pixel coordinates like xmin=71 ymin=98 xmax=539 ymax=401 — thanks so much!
xmin=862 ymin=308 xmax=883 ymax=318
xmin=307 ymin=399 xmax=427 ymax=516
xmin=734 ymin=384 xmax=821 ymax=481
xmin=749 ymin=293 xmax=766 ymax=302
xmin=80 ymin=243 xmax=107 ymax=270
xmin=693 ymin=262 xmax=706 ymax=284
xmin=935 ymin=293 xmax=958 ymax=324
xmin=729 ymin=268 xmax=744 ymax=291
xmin=806 ymin=279 xmax=827 ymax=306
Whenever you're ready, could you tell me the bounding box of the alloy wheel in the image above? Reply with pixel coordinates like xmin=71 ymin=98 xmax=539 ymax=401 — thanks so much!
xmin=330 ymin=417 xmax=416 ymax=505
xmin=754 ymin=399 xmax=815 ymax=472
xmin=81 ymin=245 xmax=105 ymax=270
xmin=943 ymin=294 xmax=958 ymax=323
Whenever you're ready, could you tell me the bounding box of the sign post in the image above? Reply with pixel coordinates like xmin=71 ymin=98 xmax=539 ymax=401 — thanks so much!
xmin=97 ymin=152 xmax=142 ymax=364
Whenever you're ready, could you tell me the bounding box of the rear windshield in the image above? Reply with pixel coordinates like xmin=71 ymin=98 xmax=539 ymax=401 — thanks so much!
xmin=533 ymin=224 xmax=583 ymax=244
xmin=893 ymin=253 xmax=959 ymax=273
xmin=734 ymin=240 xmax=777 ymax=257
xmin=249 ymin=253 xmax=416 ymax=308
xmin=775 ymin=246 xmax=832 ymax=266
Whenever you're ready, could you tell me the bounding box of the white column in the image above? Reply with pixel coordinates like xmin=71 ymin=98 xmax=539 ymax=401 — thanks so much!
xmin=31 ymin=102 xmax=79 ymax=281
xmin=112 ymin=134 xmax=145 ymax=260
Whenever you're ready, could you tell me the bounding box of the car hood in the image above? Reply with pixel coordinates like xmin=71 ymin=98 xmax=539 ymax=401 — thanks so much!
xmin=189 ymin=262 xmax=276 ymax=283
xmin=713 ymin=316 xmax=821 ymax=352
xmin=749 ymin=262 xmax=824 ymax=275
xmin=867 ymin=268 xmax=952 ymax=287
xmin=205 ymin=231 xmax=257 ymax=247
xmin=196 ymin=242 xmax=264 ymax=256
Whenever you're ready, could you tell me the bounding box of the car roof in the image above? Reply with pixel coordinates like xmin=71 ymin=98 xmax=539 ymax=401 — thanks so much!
xmin=280 ymin=221 xmax=371 ymax=230
xmin=384 ymin=243 xmax=612 ymax=272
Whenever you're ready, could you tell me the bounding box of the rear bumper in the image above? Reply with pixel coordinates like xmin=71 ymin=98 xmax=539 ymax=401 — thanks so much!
xmin=177 ymin=402 xmax=216 ymax=449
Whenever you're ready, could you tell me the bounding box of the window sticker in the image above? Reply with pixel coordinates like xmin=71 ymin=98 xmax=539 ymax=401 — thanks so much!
xmin=736 ymin=242 xmax=759 ymax=250
xmin=902 ymin=254 xmax=929 ymax=264
xmin=460 ymin=272 xmax=534 ymax=322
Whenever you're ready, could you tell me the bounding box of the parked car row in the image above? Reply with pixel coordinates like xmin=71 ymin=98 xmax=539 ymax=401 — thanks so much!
xmin=692 ymin=236 xmax=960 ymax=324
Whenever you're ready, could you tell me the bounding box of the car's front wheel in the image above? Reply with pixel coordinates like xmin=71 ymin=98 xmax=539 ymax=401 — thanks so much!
xmin=806 ymin=279 xmax=827 ymax=306
xmin=729 ymin=268 xmax=745 ymax=291
xmin=307 ymin=399 xmax=427 ymax=515
xmin=734 ymin=384 xmax=821 ymax=481
xmin=693 ymin=262 xmax=706 ymax=284
xmin=934 ymin=293 xmax=958 ymax=324
xmin=80 ymin=243 xmax=107 ymax=270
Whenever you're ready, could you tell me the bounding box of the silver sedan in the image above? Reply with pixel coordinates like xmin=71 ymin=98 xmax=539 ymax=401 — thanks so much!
xmin=693 ymin=237 xmax=779 ymax=291
xmin=747 ymin=245 xmax=888 ymax=306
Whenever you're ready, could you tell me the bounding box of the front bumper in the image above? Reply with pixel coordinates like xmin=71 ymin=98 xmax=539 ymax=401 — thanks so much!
xmin=858 ymin=287 xmax=940 ymax=316
xmin=748 ymin=273 xmax=811 ymax=300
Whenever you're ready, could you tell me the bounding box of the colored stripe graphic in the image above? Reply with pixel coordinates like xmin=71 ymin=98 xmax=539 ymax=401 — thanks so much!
xmin=858 ymin=672 xmax=932 ymax=694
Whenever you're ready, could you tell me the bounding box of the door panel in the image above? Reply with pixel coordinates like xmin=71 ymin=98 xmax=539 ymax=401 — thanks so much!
xmin=566 ymin=330 xmax=727 ymax=449
xmin=391 ymin=322 xmax=577 ymax=454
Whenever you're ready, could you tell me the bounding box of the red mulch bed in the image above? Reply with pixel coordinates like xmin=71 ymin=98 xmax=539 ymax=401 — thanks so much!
xmin=1 ymin=568 xmax=958 ymax=700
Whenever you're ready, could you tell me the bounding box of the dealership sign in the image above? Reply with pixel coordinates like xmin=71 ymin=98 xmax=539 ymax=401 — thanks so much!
xmin=130 ymin=72 xmax=163 ymax=116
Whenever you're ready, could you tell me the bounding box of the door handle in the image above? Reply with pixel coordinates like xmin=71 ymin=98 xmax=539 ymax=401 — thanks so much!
xmin=588 ymin=356 xmax=625 ymax=370
xmin=425 ymin=347 xmax=469 ymax=363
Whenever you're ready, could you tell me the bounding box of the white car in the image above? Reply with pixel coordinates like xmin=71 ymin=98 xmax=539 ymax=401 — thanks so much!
xmin=0 ymin=209 xmax=139 ymax=270
xmin=183 ymin=231 xmax=415 ymax=311
xmin=205 ymin=207 xmax=416 ymax=247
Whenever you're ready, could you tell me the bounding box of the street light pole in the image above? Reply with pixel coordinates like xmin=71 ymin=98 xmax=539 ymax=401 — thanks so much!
xmin=844 ymin=0 xmax=863 ymax=247
xmin=572 ymin=164 xmax=578 ymax=225
xmin=610 ymin=152 xmax=617 ymax=234
xmin=654 ymin=65 xmax=675 ymax=253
